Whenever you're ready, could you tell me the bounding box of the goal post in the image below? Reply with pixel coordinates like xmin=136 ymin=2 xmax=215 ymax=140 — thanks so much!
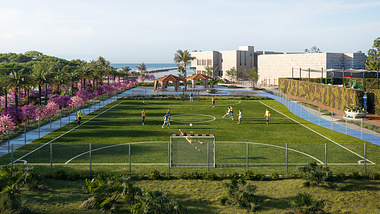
xmin=170 ymin=134 xmax=215 ymax=168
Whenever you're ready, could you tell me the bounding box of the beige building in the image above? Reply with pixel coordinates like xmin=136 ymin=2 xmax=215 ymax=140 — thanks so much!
xmin=191 ymin=46 xmax=367 ymax=86
xmin=257 ymin=52 xmax=367 ymax=86
xmin=191 ymin=46 xmax=255 ymax=80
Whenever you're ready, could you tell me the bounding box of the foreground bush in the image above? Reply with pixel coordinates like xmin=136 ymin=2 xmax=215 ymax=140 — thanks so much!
xmin=287 ymin=192 xmax=327 ymax=214
xmin=220 ymin=178 xmax=258 ymax=212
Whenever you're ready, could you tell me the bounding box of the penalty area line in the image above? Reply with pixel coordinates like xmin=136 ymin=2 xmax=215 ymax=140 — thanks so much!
xmin=258 ymin=101 xmax=375 ymax=165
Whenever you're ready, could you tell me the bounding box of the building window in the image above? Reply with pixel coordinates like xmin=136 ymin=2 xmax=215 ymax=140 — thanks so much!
xmin=197 ymin=60 xmax=201 ymax=65
xmin=207 ymin=59 xmax=212 ymax=66
xmin=202 ymin=59 xmax=206 ymax=65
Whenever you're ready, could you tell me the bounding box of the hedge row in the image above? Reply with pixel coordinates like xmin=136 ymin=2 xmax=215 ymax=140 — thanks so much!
xmin=278 ymin=78 xmax=363 ymax=111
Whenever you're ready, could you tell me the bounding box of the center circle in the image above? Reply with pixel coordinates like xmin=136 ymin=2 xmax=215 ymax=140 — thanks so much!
xmin=170 ymin=114 xmax=216 ymax=124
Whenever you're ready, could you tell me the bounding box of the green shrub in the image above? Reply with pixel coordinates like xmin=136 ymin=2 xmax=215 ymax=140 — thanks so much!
xmin=229 ymin=172 xmax=240 ymax=179
xmin=287 ymin=192 xmax=327 ymax=214
xmin=348 ymin=171 xmax=361 ymax=179
xmin=369 ymin=172 xmax=380 ymax=180
xmin=255 ymin=174 xmax=266 ymax=181
xmin=147 ymin=170 xmax=160 ymax=180
xmin=242 ymin=170 xmax=254 ymax=180
xmin=161 ymin=172 xmax=171 ymax=180
xmin=217 ymin=171 xmax=228 ymax=180
xmin=189 ymin=171 xmax=200 ymax=179
xmin=220 ymin=178 xmax=258 ymax=212
xmin=270 ymin=172 xmax=280 ymax=180
xmin=175 ymin=171 xmax=188 ymax=179
xmin=283 ymin=172 xmax=294 ymax=179
xmin=299 ymin=162 xmax=337 ymax=189
xmin=335 ymin=172 xmax=346 ymax=180
xmin=202 ymin=172 xmax=216 ymax=180
xmin=52 ymin=169 xmax=68 ymax=180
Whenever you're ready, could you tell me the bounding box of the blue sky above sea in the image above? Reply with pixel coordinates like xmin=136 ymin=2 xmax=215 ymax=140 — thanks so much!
xmin=1 ymin=0 xmax=380 ymax=63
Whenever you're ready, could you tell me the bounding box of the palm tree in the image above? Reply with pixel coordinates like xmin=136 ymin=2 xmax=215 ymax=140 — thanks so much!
xmin=53 ymin=69 xmax=67 ymax=95
xmin=66 ymin=67 xmax=80 ymax=96
xmin=120 ymin=66 xmax=131 ymax=81
xmin=174 ymin=50 xmax=195 ymax=77
xmin=31 ymin=63 xmax=52 ymax=106
xmin=0 ymin=74 xmax=11 ymax=108
xmin=78 ymin=63 xmax=92 ymax=89
xmin=105 ymin=66 xmax=116 ymax=84
xmin=135 ymin=63 xmax=147 ymax=76
xmin=8 ymin=69 xmax=30 ymax=108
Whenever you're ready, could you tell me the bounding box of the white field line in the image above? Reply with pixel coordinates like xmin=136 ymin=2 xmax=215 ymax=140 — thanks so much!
xmin=65 ymin=141 xmax=168 ymax=164
xmin=14 ymin=101 xmax=124 ymax=164
xmin=259 ymin=101 xmax=376 ymax=165
xmin=142 ymin=100 xmax=242 ymax=107
xmin=218 ymin=141 xmax=324 ymax=164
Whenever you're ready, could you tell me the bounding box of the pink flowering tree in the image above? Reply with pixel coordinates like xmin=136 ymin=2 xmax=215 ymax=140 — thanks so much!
xmin=49 ymin=94 xmax=72 ymax=109
xmin=1 ymin=105 xmax=24 ymax=123
xmin=76 ymin=89 xmax=94 ymax=102
xmin=138 ymin=75 xmax=146 ymax=83
xmin=147 ymin=74 xmax=155 ymax=81
xmin=46 ymin=102 xmax=60 ymax=116
xmin=36 ymin=106 xmax=50 ymax=120
xmin=70 ymin=96 xmax=84 ymax=108
xmin=21 ymin=104 xmax=38 ymax=122
xmin=0 ymin=115 xmax=15 ymax=136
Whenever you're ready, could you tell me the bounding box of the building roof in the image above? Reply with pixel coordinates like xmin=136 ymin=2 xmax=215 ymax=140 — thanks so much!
xmin=186 ymin=73 xmax=212 ymax=80
xmin=154 ymin=74 xmax=186 ymax=82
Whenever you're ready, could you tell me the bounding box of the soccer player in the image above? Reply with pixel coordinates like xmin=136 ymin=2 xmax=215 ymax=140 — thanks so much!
xmin=238 ymin=109 xmax=242 ymax=124
xmin=230 ymin=106 xmax=234 ymax=120
xmin=190 ymin=92 xmax=193 ymax=102
xmin=211 ymin=96 xmax=215 ymax=108
xmin=77 ymin=110 xmax=82 ymax=126
xmin=162 ymin=112 xmax=170 ymax=128
xmin=141 ymin=109 xmax=146 ymax=125
xmin=179 ymin=129 xmax=204 ymax=152
xmin=222 ymin=106 xmax=231 ymax=118
xmin=167 ymin=109 xmax=171 ymax=125
xmin=264 ymin=109 xmax=270 ymax=124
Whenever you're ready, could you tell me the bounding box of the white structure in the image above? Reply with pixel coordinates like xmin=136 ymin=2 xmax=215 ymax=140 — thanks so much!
xmin=191 ymin=46 xmax=367 ymax=86
xmin=191 ymin=46 xmax=255 ymax=80
xmin=257 ymin=52 xmax=367 ymax=86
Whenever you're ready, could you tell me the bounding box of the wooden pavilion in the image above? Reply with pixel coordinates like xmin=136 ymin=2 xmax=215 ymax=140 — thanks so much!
xmin=186 ymin=73 xmax=212 ymax=89
xmin=153 ymin=74 xmax=187 ymax=92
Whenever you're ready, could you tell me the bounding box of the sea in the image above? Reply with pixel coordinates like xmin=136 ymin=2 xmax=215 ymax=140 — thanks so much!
xmin=110 ymin=63 xmax=195 ymax=79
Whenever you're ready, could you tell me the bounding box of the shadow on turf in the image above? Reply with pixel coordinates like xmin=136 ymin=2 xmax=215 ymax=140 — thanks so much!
xmin=338 ymin=179 xmax=380 ymax=192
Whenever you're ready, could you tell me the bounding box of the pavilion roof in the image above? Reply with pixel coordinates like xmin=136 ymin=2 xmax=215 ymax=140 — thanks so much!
xmin=154 ymin=74 xmax=186 ymax=82
xmin=186 ymin=73 xmax=212 ymax=80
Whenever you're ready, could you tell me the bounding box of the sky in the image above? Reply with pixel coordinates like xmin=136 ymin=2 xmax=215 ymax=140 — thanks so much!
xmin=0 ymin=0 xmax=379 ymax=63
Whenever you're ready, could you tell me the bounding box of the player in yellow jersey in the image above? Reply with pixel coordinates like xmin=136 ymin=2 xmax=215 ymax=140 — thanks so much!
xmin=264 ymin=109 xmax=270 ymax=124
xmin=230 ymin=106 xmax=234 ymax=120
xmin=141 ymin=109 xmax=146 ymax=125
xmin=77 ymin=110 xmax=82 ymax=126
xmin=211 ymin=96 xmax=215 ymax=108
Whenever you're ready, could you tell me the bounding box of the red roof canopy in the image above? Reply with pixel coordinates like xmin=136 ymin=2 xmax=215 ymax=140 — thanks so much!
xmin=186 ymin=73 xmax=212 ymax=80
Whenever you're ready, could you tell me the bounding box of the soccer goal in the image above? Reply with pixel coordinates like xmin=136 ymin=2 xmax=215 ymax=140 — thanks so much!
xmin=170 ymin=134 xmax=215 ymax=168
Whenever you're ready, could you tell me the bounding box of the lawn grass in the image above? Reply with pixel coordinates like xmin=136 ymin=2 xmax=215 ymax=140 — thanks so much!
xmin=1 ymin=99 xmax=379 ymax=174
xmin=21 ymin=178 xmax=380 ymax=214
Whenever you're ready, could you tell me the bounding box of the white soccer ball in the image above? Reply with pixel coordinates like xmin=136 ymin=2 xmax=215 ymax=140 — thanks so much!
xmin=189 ymin=123 xmax=193 ymax=127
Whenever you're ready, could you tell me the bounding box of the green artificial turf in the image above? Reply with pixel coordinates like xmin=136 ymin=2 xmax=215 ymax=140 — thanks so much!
xmin=1 ymin=99 xmax=379 ymax=174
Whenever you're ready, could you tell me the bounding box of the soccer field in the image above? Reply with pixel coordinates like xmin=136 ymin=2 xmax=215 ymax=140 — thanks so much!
xmin=3 ymin=98 xmax=378 ymax=173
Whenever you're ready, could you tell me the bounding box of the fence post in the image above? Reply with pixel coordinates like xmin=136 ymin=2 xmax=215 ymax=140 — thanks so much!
xmin=325 ymin=143 xmax=327 ymax=167
xmin=285 ymin=143 xmax=288 ymax=173
xmin=129 ymin=143 xmax=131 ymax=173
xmin=361 ymin=118 xmax=363 ymax=140
xmin=364 ymin=143 xmax=366 ymax=171
xmin=11 ymin=143 xmax=13 ymax=168
xmin=38 ymin=118 xmax=40 ymax=138
xmin=168 ymin=142 xmax=171 ymax=174
xmin=7 ymin=127 xmax=10 ymax=153
xmin=50 ymin=143 xmax=53 ymax=176
xmin=207 ymin=143 xmax=209 ymax=172
xmin=89 ymin=143 xmax=92 ymax=172
xmin=24 ymin=122 xmax=26 ymax=145
xmin=246 ymin=143 xmax=249 ymax=170
xmin=50 ymin=112 xmax=52 ymax=133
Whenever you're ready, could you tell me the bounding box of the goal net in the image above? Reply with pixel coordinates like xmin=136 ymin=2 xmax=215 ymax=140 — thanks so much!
xmin=170 ymin=134 xmax=215 ymax=168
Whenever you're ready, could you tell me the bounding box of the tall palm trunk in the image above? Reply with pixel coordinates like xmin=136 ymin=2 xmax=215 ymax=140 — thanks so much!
xmin=27 ymin=89 xmax=30 ymax=105
xmin=4 ymin=88 xmax=8 ymax=108
xmin=38 ymin=85 xmax=42 ymax=106
xmin=45 ymin=84 xmax=48 ymax=104
xmin=15 ymin=87 xmax=18 ymax=108
xmin=71 ymin=82 xmax=74 ymax=96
